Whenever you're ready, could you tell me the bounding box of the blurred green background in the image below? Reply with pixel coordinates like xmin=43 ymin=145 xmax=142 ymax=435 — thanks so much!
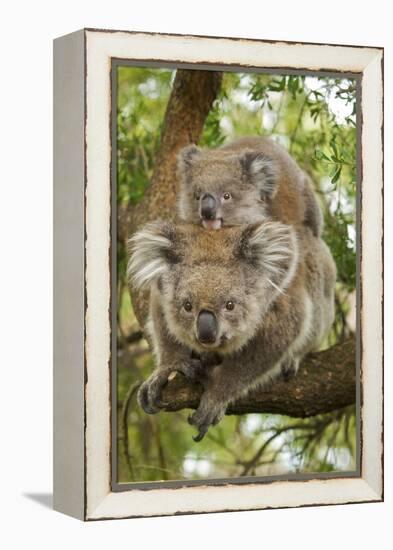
xmin=116 ymin=67 xmax=357 ymax=483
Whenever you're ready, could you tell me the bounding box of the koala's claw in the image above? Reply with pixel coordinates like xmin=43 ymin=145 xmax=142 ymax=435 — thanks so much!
xmin=137 ymin=371 xmax=170 ymax=414
xmin=188 ymin=398 xmax=227 ymax=442
xmin=137 ymin=383 xmax=157 ymax=414
xmin=192 ymin=426 xmax=209 ymax=443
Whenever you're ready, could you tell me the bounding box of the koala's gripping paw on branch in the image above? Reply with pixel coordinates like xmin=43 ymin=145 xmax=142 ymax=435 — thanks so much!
xmin=138 ymin=359 xmax=206 ymax=415
xmin=188 ymin=394 xmax=228 ymax=442
xmin=138 ymin=371 xmax=171 ymax=414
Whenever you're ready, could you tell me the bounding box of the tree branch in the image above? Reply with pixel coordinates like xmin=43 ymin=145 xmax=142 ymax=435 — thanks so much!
xmin=160 ymin=338 xmax=355 ymax=417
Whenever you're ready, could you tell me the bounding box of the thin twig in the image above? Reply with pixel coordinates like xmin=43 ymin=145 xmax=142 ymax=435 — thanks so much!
xmin=121 ymin=381 xmax=142 ymax=481
xmin=240 ymin=424 xmax=316 ymax=476
xmin=206 ymin=430 xmax=241 ymax=462
xmin=154 ymin=423 xmax=168 ymax=481
xmin=270 ymin=92 xmax=285 ymax=134
xmin=289 ymin=90 xmax=312 ymax=153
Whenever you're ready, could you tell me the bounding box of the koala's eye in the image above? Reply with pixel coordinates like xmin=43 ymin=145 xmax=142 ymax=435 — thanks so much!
xmin=183 ymin=301 xmax=193 ymax=312
xmin=194 ymin=192 xmax=201 ymax=200
xmin=225 ymin=301 xmax=235 ymax=311
xmin=223 ymin=192 xmax=232 ymax=201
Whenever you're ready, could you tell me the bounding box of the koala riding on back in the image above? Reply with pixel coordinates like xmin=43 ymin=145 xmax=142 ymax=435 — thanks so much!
xmin=177 ymin=136 xmax=323 ymax=237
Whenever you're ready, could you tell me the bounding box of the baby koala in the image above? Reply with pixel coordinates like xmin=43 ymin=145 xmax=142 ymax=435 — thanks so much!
xmin=128 ymin=221 xmax=336 ymax=441
xmin=177 ymin=136 xmax=323 ymax=237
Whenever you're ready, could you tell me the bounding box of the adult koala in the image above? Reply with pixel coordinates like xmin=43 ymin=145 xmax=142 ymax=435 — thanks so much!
xmin=128 ymin=221 xmax=335 ymax=441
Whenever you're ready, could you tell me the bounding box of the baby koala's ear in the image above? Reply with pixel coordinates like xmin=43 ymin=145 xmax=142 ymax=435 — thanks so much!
xmin=177 ymin=144 xmax=201 ymax=183
xmin=127 ymin=222 xmax=182 ymax=290
xmin=237 ymin=221 xmax=298 ymax=294
xmin=240 ymin=151 xmax=277 ymax=199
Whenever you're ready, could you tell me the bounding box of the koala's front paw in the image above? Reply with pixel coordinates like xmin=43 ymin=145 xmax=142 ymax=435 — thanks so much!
xmin=137 ymin=370 xmax=171 ymax=414
xmin=188 ymin=395 xmax=227 ymax=442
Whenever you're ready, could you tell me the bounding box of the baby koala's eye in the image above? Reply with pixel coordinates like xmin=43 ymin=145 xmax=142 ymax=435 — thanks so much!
xmin=194 ymin=192 xmax=201 ymax=200
xmin=223 ymin=192 xmax=232 ymax=201
xmin=225 ymin=301 xmax=235 ymax=311
xmin=183 ymin=301 xmax=193 ymax=312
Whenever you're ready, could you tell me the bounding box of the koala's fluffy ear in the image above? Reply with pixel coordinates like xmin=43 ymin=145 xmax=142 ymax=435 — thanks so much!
xmin=238 ymin=222 xmax=299 ymax=294
xmin=127 ymin=222 xmax=181 ymax=290
xmin=177 ymin=144 xmax=201 ymax=182
xmin=240 ymin=151 xmax=277 ymax=198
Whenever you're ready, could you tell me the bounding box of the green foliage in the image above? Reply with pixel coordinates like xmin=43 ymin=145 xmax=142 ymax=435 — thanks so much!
xmin=116 ymin=67 xmax=357 ymax=483
xmin=117 ymin=67 xmax=173 ymax=205
xmin=199 ymin=93 xmax=227 ymax=148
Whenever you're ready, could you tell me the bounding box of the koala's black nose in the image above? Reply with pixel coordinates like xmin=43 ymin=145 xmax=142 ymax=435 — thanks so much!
xmin=197 ymin=310 xmax=218 ymax=344
xmin=200 ymin=193 xmax=217 ymax=220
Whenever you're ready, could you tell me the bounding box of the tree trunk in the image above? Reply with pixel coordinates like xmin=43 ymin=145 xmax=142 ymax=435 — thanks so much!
xmin=118 ymin=69 xmax=223 ymax=241
xmin=161 ymin=338 xmax=356 ymax=417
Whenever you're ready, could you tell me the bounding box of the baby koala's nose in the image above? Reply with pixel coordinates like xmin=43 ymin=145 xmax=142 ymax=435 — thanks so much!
xmin=200 ymin=193 xmax=217 ymax=220
xmin=197 ymin=310 xmax=218 ymax=344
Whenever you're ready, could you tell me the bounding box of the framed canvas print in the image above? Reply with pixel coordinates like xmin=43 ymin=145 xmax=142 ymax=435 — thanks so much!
xmin=53 ymin=28 xmax=384 ymax=521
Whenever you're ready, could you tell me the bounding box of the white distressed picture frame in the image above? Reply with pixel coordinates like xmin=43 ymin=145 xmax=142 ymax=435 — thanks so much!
xmin=53 ymin=29 xmax=383 ymax=521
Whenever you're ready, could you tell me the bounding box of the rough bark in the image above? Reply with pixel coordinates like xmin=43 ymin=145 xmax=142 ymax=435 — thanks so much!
xmin=160 ymin=338 xmax=356 ymax=417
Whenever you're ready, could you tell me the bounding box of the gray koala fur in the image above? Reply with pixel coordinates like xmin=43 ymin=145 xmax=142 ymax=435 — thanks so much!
xmin=128 ymin=221 xmax=336 ymax=441
xmin=177 ymin=136 xmax=323 ymax=237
